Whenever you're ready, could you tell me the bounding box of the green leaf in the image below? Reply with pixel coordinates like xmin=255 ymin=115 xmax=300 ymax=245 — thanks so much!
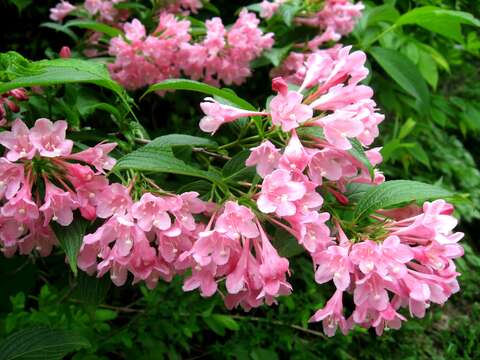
xmin=396 ymin=6 xmax=480 ymax=43
xmin=222 ymin=150 xmax=256 ymax=182
xmin=40 ymin=22 xmax=79 ymax=42
xmin=279 ymin=3 xmax=300 ymax=26
xmin=65 ymin=19 xmax=123 ymax=37
xmin=365 ymin=4 xmax=400 ymax=27
xmin=142 ymin=79 xmax=256 ymax=111
xmin=263 ymin=45 xmax=292 ymax=67
xmin=114 ymin=142 xmax=222 ymax=185
xmin=0 ymin=327 xmax=90 ymax=360
xmin=0 ymin=53 xmax=131 ymax=111
xmin=398 ymin=117 xmax=416 ymax=139
xmin=147 ymin=134 xmax=217 ymax=148
xmin=203 ymin=315 xmax=239 ymax=336
xmin=354 ymin=180 xmax=453 ymax=220
xmin=369 ymin=47 xmax=430 ymax=113
xmin=8 ymin=0 xmax=32 ymax=12
xmin=74 ymin=272 xmax=111 ymax=306
xmin=273 ymin=228 xmax=304 ymax=258
xmin=51 ymin=216 xmax=90 ymax=276
xmin=418 ymin=51 xmax=438 ymax=89
xmin=348 ymin=138 xmax=374 ymax=180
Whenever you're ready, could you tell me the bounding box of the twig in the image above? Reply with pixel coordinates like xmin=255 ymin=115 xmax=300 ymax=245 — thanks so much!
xmin=229 ymin=315 xmax=326 ymax=338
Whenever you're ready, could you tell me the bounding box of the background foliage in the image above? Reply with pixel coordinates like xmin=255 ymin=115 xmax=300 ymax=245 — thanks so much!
xmin=0 ymin=0 xmax=479 ymax=359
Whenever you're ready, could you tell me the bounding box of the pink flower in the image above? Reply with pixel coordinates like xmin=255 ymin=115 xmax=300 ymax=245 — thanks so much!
xmin=215 ymin=201 xmax=259 ymax=239
xmin=245 ymin=141 xmax=281 ymax=178
xmin=124 ymin=19 xmax=146 ymax=42
xmin=131 ymin=193 xmax=172 ymax=232
xmin=68 ymin=142 xmax=117 ymax=173
xmin=259 ymin=0 xmax=281 ymax=19
xmin=95 ymin=183 xmax=132 ymax=218
xmin=309 ymin=290 xmax=348 ymax=337
xmin=354 ymin=273 xmax=389 ymax=311
xmin=317 ymin=111 xmax=364 ymax=150
xmin=269 ymin=77 xmax=313 ymax=132
xmin=189 ymin=230 xmax=238 ymax=266
xmin=278 ymin=131 xmax=312 ymax=172
xmin=310 ymin=84 xmax=374 ymax=111
xmin=199 ymin=97 xmax=266 ymax=134
xmin=0 ymin=158 xmax=24 ymax=200
xmin=308 ymin=148 xmax=356 ymax=185
xmin=50 ymin=1 xmax=76 ymax=22
xmin=314 ymin=245 xmax=351 ymax=290
xmin=257 ymin=169 xmax=306 ymax=217
xmin=29 ymin=118 xmax=73 ymax=157
xmin=350 ymin=240 xmax=380 ymax=274
xmin=183 ymin=262 xmax=218 ymax=297
xmin=40 ymin=181 xmax=78 ymax=226
xmin=0 ymin=119 xmax=36 ymax=161
xmin=257 ymin=222 xmax=291 ymax=299
xmin=292 ymin=211 xmax=332 ymax=253
xmin=1 ymin=185 xmax=39 ymax=223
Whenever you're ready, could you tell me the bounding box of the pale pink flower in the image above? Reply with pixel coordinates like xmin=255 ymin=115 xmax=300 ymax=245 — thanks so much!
xmin=309 ymin=290 xmax=348 ymax=337
xmin=50 ymin=1 xmax=76 ymax=22
xmin=131 ymin=193 xmax=172 ymax=232
xmin=199 ymin=97 xmax=266 ymax=134
xmin=278 ymin=131 xmax=312 ymax=172
xmin=183 ymin=262 xmax=218 ymax=297
xmin=257 ymin=222 xmax=291 ymax=299
xmin=259 ymin=0 xmax=282 ymax=19
xmin=215 ymin=201 xmax=259 ymax=239
xmin=189 ymin=230 xmax=238 ymax=266
xmin=314 ymin=245 xmax=351 ymax=290
xmin=0 ymin=158 xmax=24 ymax=200
xmin=40 ymin=181 xmax=78 ymax=226
xmin=68 ymin=142 xmax=117 ymax=173
xmin=0 ymin=119 xmax=36 ymax=161
xmin=354 ymin=273 xmax=389 ymax=311
xmin=1 ymin=186 xmax=39 ymax=223
xmin=245 ymin=141 xmax=281 ymax=178
xmin=257 ymin=169 xmax=306 ymax=217
xmin=95 ymin=183 xmax=132 ymax=218
xmin=292 ymin=211 xmax=332 ymax=253
xmin=317 ymin=111 xmax=364 ymax=150
xmin=29 ymin=118 xmax=73 ymax=157
xmin=310 ymin=84 xmax=374 ymax=110
xmin=269 ymin=77 xmax=313 ymax=131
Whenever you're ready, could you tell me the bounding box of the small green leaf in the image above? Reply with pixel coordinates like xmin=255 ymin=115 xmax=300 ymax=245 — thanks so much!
xmin=369 ymin=47 xmax=430 ymax=113
xmin=0 ymin=327 xmax=90 ymax=360
xmin=147 ymin=134 xmax=217 ymax=149
xmin=348 ymin=138 xmax=374 ymax=180
xmin=396 ymin=6 xmax=480 ymax=43
xmin=354 ymin=180 xmax=453 ymax=220
xmin=263 ymin=45 xmax=292 ymax=67
xmin=40 ymin=22 xmax=79 ymax=42
xmin=142 ymin=79 xmax=256 ymax=111
xmin=65 ymin=19 xmax=123 ymax=38
xmin=51 ymin=216 xmax=90 ymax=275
xmin=418 ymin=51 xmax=438 ymax=89
xmin=8 ymin=0 xmax=32 ymax=12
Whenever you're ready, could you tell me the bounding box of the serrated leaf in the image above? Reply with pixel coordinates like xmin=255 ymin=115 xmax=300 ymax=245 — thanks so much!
xmin=348 ymin=138 xmax=374 ymax=180
xmin=51 ymin=216 xmax=90 ymax=275
xmin=0 ymin=327 xmax=90 ymax=360
xmin=354 ymin=180 xmax=453 ymax=220
xmin=142 ymin=79 xmax=256 ymax=111
xmin=369 ymin=47 xmax=430 ymax=113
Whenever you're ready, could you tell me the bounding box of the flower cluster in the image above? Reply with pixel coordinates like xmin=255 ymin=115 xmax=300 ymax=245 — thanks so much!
xmin=311 ymin=200 xmax=463 ymax=336
xmin=50 ymin=0 xmax=128 ymax=23
xmin=108 ymin=10 xmax=273 ymax=90
xmin=260 ymin=0 xmax=363 ymax=48
xmin=197 ymin=45 xmax=463 ymax=335
xmin=0 ymin=118 xmax=116 ymax=257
